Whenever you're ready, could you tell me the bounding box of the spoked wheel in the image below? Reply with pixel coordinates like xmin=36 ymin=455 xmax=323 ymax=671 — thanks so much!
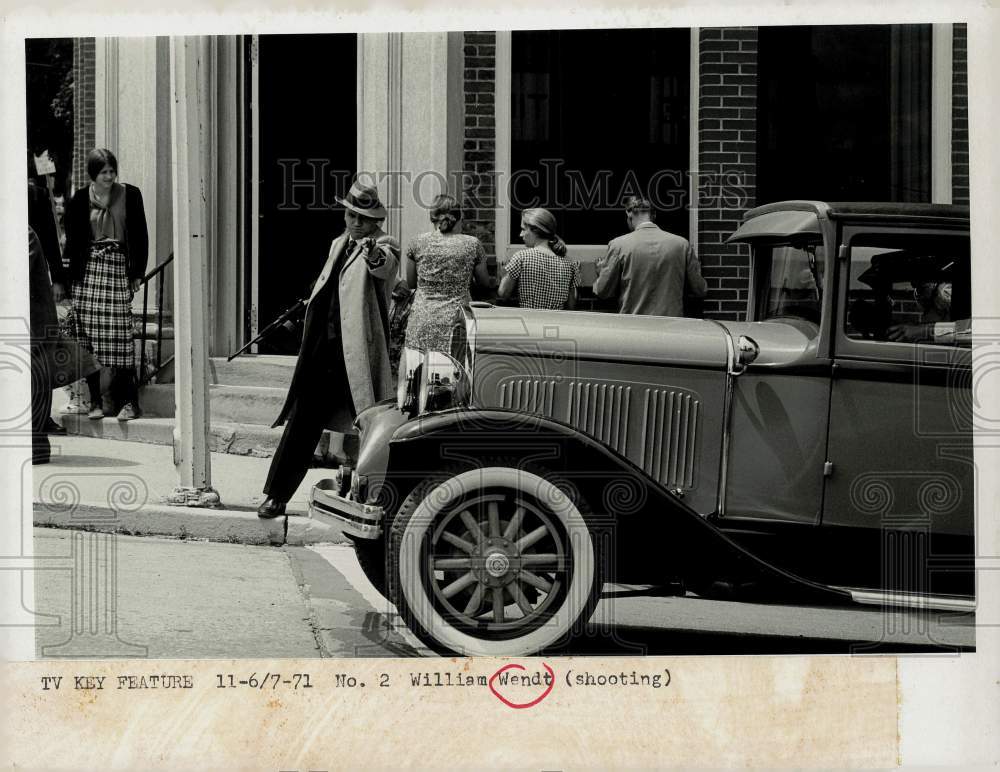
xmin=388 ymin=466 xmax=602 ymax=656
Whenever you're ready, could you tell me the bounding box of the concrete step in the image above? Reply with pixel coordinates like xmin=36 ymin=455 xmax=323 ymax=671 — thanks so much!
xmin=138 ymin=339 xmax=175 ymax=383
xmin=140 ymin=383 xmax=286 ymax=425
xmin=209 ymin=355 xmax=296 ymax=388
xmin=59 ymin=414 xmax=280 ymax=456
xmin=145 ymin=354 xmax=296 ymax=388
xmin=133 ymin=304 xmax=173 ymax=331
xmin=150 ymin=357 xmax=175 ymax=384
xmin=135 ymin=321 xmax=174 ymax=339
xmin=58 ymin=413 xmax=349 ymax=464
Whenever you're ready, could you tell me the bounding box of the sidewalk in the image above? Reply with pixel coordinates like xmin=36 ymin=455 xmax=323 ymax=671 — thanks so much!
xmin=32 ymin=434 xmax=350 ymax=545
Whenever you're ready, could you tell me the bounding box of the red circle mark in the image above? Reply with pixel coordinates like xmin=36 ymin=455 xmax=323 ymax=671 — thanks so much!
xmin=488 ymin=662 xmax=555 ymax=709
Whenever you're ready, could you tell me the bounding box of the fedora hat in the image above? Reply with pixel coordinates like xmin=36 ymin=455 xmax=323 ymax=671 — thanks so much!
xmin=336 ymin=181 xmax=387 ymax=220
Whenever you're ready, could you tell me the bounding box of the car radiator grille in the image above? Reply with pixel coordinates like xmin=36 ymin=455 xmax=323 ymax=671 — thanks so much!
xmin=639 ymin=388 xmax=699 ymax=489
xmin=497 ymin=378 xmax=699 ymax=489
xmin=567 ymin=382 xmax=631 ymax=455
xmin=498 ymin=378 xmax=557 ymax=415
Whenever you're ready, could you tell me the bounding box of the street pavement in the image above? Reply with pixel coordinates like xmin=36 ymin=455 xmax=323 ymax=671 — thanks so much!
xmin=32 ymin=528 xmax=975 ymax=659
xmin=33 ymin=529 xmax=320 ymax=659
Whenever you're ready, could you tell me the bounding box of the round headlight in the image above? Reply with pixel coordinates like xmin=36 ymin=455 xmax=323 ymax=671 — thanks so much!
xmin=417 ymin=351 xmax=470 ymax=415
xmin=396 ymin=347 xmax=471 ymax=418
xmin=448 ymin=306 xmax=477 ymax=383
xmin=397 ymin=347 xmax=425 ymax=416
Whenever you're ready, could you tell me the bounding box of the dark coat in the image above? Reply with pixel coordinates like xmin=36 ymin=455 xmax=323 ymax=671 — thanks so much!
xmin=273 ymin=229 xmax=400 ymax=430
xmin=64 ymin=183 xmax=149 ymax=282
xmin=29 ymin=229 xmax=100 ymax=391
xmin=27 ymin=181 xmax=66 ymax=286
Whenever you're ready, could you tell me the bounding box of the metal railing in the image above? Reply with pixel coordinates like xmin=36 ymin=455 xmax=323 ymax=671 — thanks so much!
xmin=137 ymin=253 xmax=175 ymax=386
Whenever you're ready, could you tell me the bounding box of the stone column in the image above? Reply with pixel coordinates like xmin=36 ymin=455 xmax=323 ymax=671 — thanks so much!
xmin=358 ymin=32 xmax=464 ymax=253
xmin=167 ymin=36 xmax=219 ymax=507
xmin=210 ymin=37 xmax=245 ymax=357
xmin=931 ymin=24 xmax=953 ymax=205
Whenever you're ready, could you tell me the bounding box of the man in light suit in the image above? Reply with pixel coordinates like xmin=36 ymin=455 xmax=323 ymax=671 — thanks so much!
xmin=593 ymin=197 xmax=707 ymax=316
xmin=258 ymin=181 xmax=400 ymax=518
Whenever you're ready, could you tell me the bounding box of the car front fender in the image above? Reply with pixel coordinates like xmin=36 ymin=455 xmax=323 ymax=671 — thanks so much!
xmin=385 ymin=408 xmax=851 ymax=603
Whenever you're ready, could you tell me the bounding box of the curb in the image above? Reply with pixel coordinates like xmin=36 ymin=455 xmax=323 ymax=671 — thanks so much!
xmin=32 ymin=500 xmax=352 ymax=547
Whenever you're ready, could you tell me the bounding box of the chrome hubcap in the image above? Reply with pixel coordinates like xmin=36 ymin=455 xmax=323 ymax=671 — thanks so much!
xmin=484 ymin=552 xmax=510 ymax=578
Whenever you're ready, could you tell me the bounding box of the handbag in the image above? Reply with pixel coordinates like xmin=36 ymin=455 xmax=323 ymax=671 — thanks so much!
xmin=388 ymin=280 xmax=415 ymax=376
xmin=52 ymin=300 xmax=100 ymax=393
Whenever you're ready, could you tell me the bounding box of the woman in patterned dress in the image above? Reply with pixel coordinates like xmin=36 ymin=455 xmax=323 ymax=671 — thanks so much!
xmin=64 ymin=149 xmax=149 ymax=421
xmin=498 ymin=208 xmax=579 ymax=310
xmin=403 ymin=194 xmax=492 ymax=354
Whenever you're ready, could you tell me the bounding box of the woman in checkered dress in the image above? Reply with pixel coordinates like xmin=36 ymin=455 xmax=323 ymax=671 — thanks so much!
xmin=64 ymin=149 xmax=149 ymax=421
xmin=498 ymin=208 xmax=579 ymax=310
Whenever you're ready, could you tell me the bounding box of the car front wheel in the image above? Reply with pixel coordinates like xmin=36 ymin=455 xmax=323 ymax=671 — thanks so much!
xmin=387 ymin=466 xmax=602 ymax=657
xmin=347 ymin=535 xmax=387 ymax=597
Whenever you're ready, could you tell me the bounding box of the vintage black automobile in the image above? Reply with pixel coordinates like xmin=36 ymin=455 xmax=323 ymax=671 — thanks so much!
xmin=309 ymin=201 xmax=974 ymax=656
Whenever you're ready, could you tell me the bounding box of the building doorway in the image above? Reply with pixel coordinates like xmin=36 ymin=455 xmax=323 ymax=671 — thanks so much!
xmin=253 ymin=33 xmax=357 ymax=354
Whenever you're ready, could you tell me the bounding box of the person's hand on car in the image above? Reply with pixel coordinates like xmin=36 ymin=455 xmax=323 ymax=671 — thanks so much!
xmin=886 ymin=322 xmax=932 ymax=342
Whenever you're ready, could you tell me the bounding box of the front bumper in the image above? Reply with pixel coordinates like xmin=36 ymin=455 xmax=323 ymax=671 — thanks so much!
xmin=309 ymin=477 xmax=384 ymax=539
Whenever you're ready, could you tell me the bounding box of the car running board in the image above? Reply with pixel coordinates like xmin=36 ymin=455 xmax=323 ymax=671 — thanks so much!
xmin=835 ymin=587 xmax=975 ymax=613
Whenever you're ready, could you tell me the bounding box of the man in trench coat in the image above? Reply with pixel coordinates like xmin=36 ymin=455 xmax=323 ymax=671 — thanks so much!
xmin=28 ymin=227 xmax=100 ymax=463
xmin=258 ymin=182 xmax=400 ymax=518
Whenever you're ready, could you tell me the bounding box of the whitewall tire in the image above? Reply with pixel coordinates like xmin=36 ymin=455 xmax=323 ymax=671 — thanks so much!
xmin=389 ymin=467 xmax=601 ymax=657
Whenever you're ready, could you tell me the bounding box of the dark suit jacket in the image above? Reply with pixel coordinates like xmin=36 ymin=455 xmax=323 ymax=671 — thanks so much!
xmin=27 ymin=181 xmax=66 ymax=286
xmin=64 ymin=183 xmax=149 ymax=282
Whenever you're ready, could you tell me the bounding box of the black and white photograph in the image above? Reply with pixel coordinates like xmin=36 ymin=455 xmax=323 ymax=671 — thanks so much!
xmin=4 ymin=5 xmax=1000 ymax=768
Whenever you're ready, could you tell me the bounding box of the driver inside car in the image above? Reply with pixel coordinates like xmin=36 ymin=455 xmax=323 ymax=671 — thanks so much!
xmin=886 ymin=280 xmax=969 ymax=344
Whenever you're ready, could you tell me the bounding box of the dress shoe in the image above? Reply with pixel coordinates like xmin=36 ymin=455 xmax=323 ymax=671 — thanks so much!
xmin=43 ymin=418 xmax=67 ymax=435
xmin=257 ymin=497 xmax=286 ymax=519
xmin=87 ymin=406 xmax=104 ymax=420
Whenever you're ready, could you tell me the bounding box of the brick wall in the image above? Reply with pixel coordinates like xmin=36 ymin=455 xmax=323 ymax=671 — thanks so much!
xmin=462 ymin=31 xmax=497 ymax=276
xmin=697 ymin=27 xmax=758 ymax=321
xmin=71 ymin=38 xmax=95 ymax=194
xmin=951 ymin=24 xmax=969 ymax=206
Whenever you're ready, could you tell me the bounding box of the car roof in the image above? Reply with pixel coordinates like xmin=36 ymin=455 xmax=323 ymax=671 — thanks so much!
xmin=742 ymin=200 xmax=970 ymax=224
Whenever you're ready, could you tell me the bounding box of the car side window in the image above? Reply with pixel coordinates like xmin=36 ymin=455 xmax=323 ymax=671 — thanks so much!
xmin=844 ymin=236 xmax=971 ymax=348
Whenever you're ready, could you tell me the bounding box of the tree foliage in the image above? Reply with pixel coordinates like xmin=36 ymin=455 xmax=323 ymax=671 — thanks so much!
xmin=25 ymin=38 xmax=74 ymax=194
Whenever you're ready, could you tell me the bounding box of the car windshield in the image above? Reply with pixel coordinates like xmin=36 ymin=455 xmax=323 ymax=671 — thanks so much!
xmin=753 ymin=242 xmax=826 ymax=323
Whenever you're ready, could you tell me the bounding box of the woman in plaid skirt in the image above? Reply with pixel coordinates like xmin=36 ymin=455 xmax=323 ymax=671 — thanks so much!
xmin=64 ymin=149 xmax=148 ymax=421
